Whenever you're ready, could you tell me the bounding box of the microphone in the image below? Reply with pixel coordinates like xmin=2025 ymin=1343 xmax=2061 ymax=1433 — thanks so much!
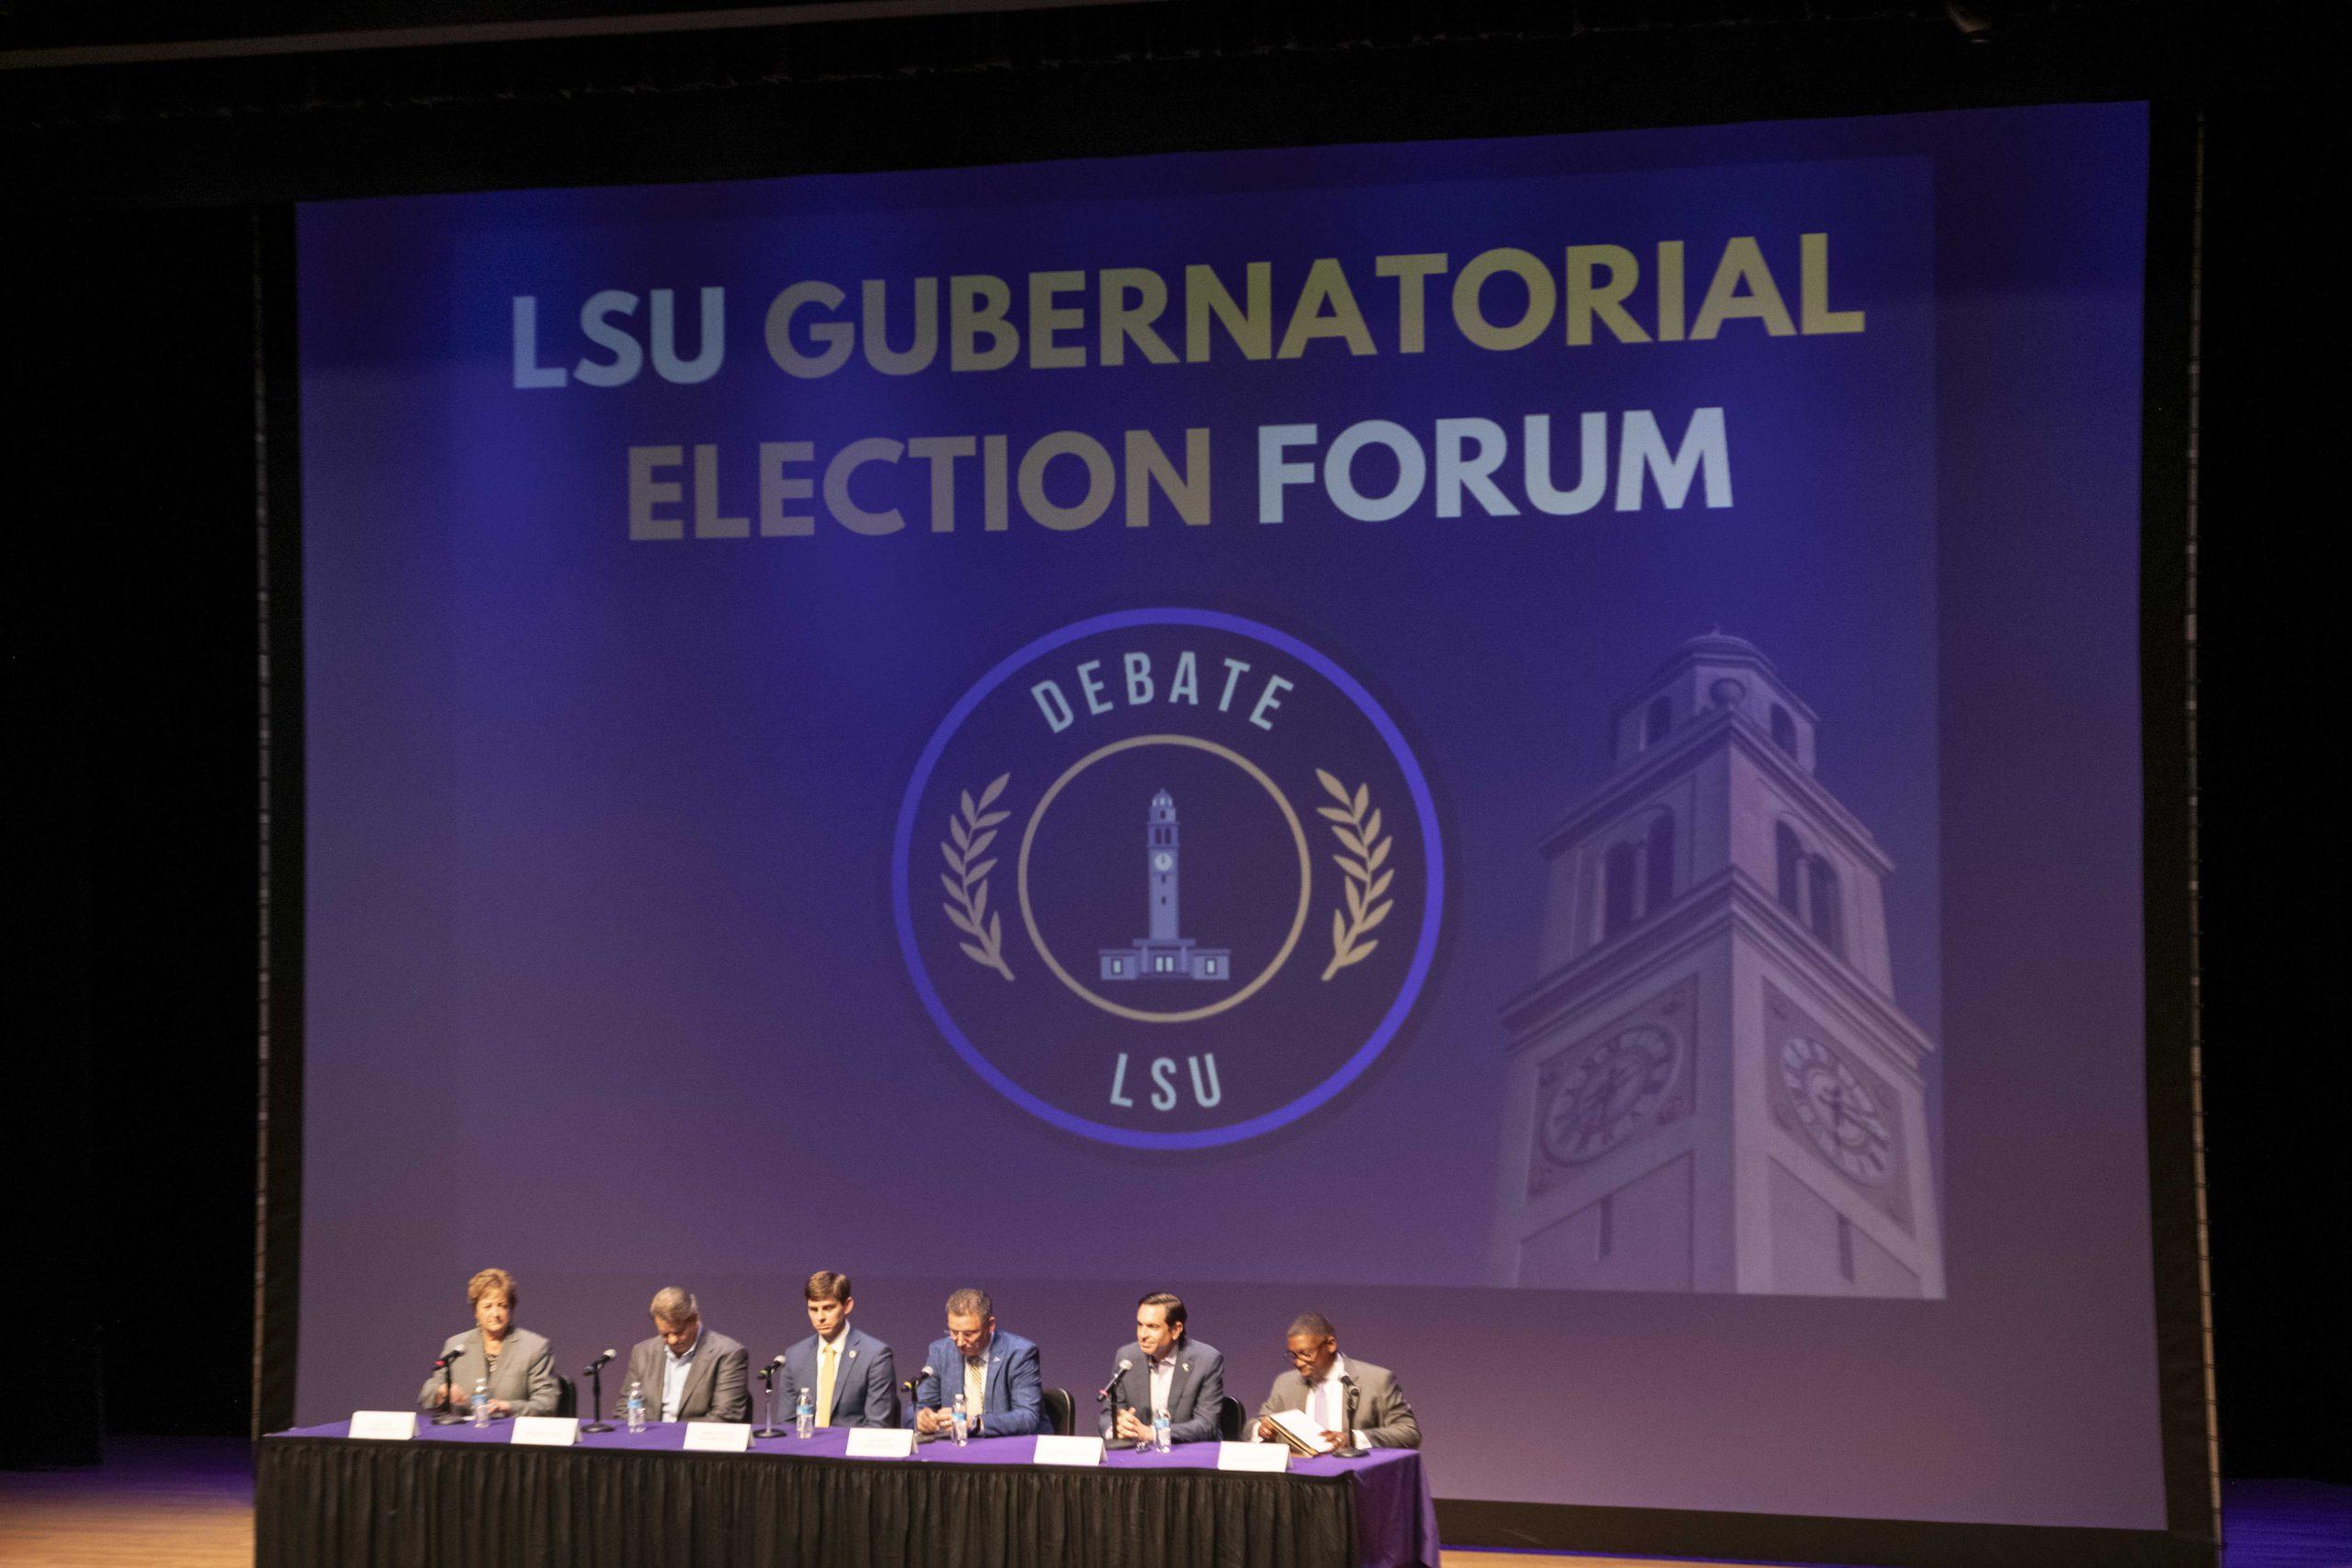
xmin=770 ymin=1354 xmax=788 ymax=1368
xmin=579 ymin=1348 xmax=620 ymax=1434
xmin=428 ymin=1345 xmax=468 ymax=1425
xmin=905 ymin=1364 xmax=935 ymax=1393
xmin=1097 ymin=1359 xmax=1134 ymax=1403
xmin=1333 ymin=1374 xmax=1366 ymax=1459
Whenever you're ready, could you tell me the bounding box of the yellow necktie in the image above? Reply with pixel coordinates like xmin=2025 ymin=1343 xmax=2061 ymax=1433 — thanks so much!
xmin=816 ymin=1343 xmax=838 ymax=1428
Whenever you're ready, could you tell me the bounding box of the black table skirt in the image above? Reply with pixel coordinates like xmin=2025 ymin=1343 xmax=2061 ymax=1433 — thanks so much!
xmin=257 ymin=1437 xmax=1361 ymax=1568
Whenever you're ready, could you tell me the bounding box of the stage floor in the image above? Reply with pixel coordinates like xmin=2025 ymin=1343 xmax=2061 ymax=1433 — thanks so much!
xmin=2 ymin=1438 xmax=2345 ymax=1567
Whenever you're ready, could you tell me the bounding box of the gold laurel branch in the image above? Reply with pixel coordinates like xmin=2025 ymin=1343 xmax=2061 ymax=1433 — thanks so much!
xmin=940 ymin=773 xmax=1015 ymax=982
xmin=1315 ymin=769 xmax=1395 ymax=981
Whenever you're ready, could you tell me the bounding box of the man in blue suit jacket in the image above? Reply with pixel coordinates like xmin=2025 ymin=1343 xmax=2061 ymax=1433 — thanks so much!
xmin=910 ymin=1287 xmax=1044 ymax=1438
xmin=780 ymin=1270 xmax=899 ymax=1428
xmin=1099 ymin=1291 xmax=1224 ymax=1446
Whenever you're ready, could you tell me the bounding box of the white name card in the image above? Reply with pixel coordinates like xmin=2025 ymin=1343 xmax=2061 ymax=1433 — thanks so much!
xmin=1217 ymin=1441 xmax=1291 ymax=1473
xmin=510 ymin=1417 xmax=579 ymax=1447
xmin=845 ymin=1427 xmax=918 ymax=1460
xmin=682 ymin=1423 xmax=753 ymax=1452
xmin=1033 ymin=1435 xmax=1104 ymax=1467
xmin=348 ymin=1411 xmax=416 ymax=1441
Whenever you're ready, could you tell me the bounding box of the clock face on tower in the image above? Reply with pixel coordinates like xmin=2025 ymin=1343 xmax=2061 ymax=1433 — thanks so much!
xmin=1777 ymin=1034 xmax=1895 ymax=1186
xmin=1153 ymin=852 xmax=1173 ymax=871
xmin=1540 ymin=1024 xmax=1684 ymax=1164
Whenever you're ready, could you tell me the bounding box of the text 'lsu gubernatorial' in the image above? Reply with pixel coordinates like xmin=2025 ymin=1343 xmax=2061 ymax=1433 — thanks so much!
xmin=507 ymin=231 xmax=1862 ymax=538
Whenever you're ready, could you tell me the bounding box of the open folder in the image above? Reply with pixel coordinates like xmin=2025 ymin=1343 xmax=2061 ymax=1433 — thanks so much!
xmin=1265 ymin=1410 xmax=1338 ymax=1457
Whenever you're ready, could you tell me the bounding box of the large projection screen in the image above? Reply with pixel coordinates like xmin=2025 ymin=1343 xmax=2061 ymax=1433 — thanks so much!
xmin=295 ymin=102 xmax=2162 ymax=1531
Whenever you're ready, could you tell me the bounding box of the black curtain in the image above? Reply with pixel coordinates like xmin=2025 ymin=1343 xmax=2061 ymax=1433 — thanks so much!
xmin=3 ymin=210 xmax=263 ymax=1459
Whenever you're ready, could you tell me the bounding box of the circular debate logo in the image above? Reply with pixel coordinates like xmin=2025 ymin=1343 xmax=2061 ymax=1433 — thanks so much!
xmin=891 ymin=608 xmax=1443 ymax=1150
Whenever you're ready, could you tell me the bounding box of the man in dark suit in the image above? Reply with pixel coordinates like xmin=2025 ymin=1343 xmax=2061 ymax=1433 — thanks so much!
xmin=1098 ymin=1291 xmax=1225 ymax=1446
xmin=910 ymin=1287 xmax=1044 ymax=1438
xmin=780 ymin=1270 xmax=899 ymax=1428
xmin=1254 ymin=1312 xmax=1419 ymax=1450
xmin=622 ymin=1287 xmax=751 ymax=1423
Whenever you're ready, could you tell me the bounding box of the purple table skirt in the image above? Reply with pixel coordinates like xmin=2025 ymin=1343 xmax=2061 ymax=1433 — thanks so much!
xmin=273 ymin=1418 xmax=1441 ymax=1568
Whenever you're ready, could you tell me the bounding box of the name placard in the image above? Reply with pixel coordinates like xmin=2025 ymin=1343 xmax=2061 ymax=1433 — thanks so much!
xmin=510 ymin=1417 xmax=579 ymax=1447
xmin=845 ymin=1427 xmax=918 ymax=1460
xmin=1033 ymin=1435 xmax=1104 ymax=1467
xmin=682 ymin=1423 xmax=753 ymax=1452
xmin=1217 ymin=1441 xmax=1291 ymax=1473
xmin=348 ymin=1411 xmax=417 ymax=1441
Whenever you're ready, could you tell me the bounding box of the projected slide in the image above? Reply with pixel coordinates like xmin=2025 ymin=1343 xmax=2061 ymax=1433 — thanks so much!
xmin=300 ymin=104 xmax=2158 ymax=1528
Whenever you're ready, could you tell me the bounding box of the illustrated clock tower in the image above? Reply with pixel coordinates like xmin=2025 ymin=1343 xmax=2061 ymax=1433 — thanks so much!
xmin=1100 ymin=791 xmax=1230 ymax=982
xmin=1490 ymin=634 xmax=1944 ymax=1297
xmin=1148 ymin=789 xmax=1180 ymax=941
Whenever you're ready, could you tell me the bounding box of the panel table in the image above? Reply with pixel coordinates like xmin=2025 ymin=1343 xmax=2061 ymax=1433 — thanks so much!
xmin=257 ymin=1419 xmax=1440 ymax=1568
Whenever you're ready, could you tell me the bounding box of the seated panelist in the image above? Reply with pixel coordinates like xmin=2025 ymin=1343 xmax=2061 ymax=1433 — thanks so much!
xmin=781 ymin=1270 xmax=898 ymax=1428
xmin=623 ymin=1286 xmax=750 ymax=1423
xmin=1254 ymin=1312 xmax=1420 ymax=1450
xmin=909 ymin=1287 xmax=1043 ymax=1438
xmin=416 ymin=1267 xmax=558 ymax=1418
xmin=1099 ymin=1291 xmax=1224 ymax=1445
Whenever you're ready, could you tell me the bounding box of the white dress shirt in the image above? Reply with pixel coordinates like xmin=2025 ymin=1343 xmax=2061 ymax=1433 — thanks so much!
xmin=1147 ymin=1348 xmax=1178 ymax=1417
xmin=661 ymin=1330 xmax=701 ymax=1422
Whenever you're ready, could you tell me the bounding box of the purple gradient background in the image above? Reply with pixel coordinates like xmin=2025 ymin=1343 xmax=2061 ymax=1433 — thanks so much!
xmin=295 ymin=104 xmax=2154 ymax=1526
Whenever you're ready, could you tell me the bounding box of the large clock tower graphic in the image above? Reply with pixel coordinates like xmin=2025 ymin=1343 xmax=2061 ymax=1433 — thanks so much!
xmin=1491 ymin=634 xmax=1945 ymax=1297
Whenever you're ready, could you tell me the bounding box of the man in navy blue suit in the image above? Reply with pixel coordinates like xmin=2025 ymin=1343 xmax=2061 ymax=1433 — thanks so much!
xmin=910 ymin=1287 xmax=1044 ymax=1438
xmin=780 ymin=1270 xmax=899 ymax=1428
xmin=1098 ymin=1291 xmax=1224 ymax=1446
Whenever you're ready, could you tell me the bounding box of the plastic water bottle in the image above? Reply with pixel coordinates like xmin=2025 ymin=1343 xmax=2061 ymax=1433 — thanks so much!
xmin=795 ymin=1385 xmax=814 ymax=1439
xmin=471 ymin=1378 xmax=490 ymax=1428
xmin=625 ymin=1381 xmax=646 ymax=1435
xmin=1153 ymin=1406 xmax=1171 ymax=1454
xmin=950 ymin=1391 xmax=970 ymax=1446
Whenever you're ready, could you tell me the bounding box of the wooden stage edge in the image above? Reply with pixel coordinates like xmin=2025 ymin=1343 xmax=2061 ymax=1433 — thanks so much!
xmin=4 ymin=1438 xmax=2348 ymax=1568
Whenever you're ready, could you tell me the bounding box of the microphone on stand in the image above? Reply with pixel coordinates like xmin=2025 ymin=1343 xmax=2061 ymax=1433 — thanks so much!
xmin=580 ymin=1348 xmax=619 ymax=1435
xmin=429 ymin=1346 xmax=465 ymax=1426
xmin=905 ymin=1366 xmax=936 ymax=1439
xmin=753 ymin=1355 xmax=789 ymax=1439
xmin=1331 ymin=1375 xmax=1366 ymax=1459
xmin=1100 ymin=1359 xmax=1137 ymax=1448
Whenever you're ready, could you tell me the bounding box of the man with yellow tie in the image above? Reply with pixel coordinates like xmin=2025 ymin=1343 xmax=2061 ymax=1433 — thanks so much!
xmin=780 ymin=1271 xmax=899 ymax=1429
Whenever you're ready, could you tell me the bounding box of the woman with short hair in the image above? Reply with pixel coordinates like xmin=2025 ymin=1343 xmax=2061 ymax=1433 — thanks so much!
xmin=416 ymin=1267 xmax=558 ymax=1418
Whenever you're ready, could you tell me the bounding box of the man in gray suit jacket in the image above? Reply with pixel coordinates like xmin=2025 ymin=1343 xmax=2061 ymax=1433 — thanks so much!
xmin=1255 ymin=1312 xmax=1420 ymax=1450
xmin=1099 ymin=1291 xmax=1224 ymax=1445
xmin=622 ymin=1287 xmax=751 ymax=1423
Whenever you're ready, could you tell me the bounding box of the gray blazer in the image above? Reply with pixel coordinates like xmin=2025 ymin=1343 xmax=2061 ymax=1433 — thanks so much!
xmin=623 ymin=1329 xmax=751 ymax=1423
xmin=417 ymin=1327 xmax=559 ymax=1417
xmin=1097 ymin=1338 xmax=1225 ymax=1444
xmin=1258 ymin=1356 xmax=1420 ymax=1450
